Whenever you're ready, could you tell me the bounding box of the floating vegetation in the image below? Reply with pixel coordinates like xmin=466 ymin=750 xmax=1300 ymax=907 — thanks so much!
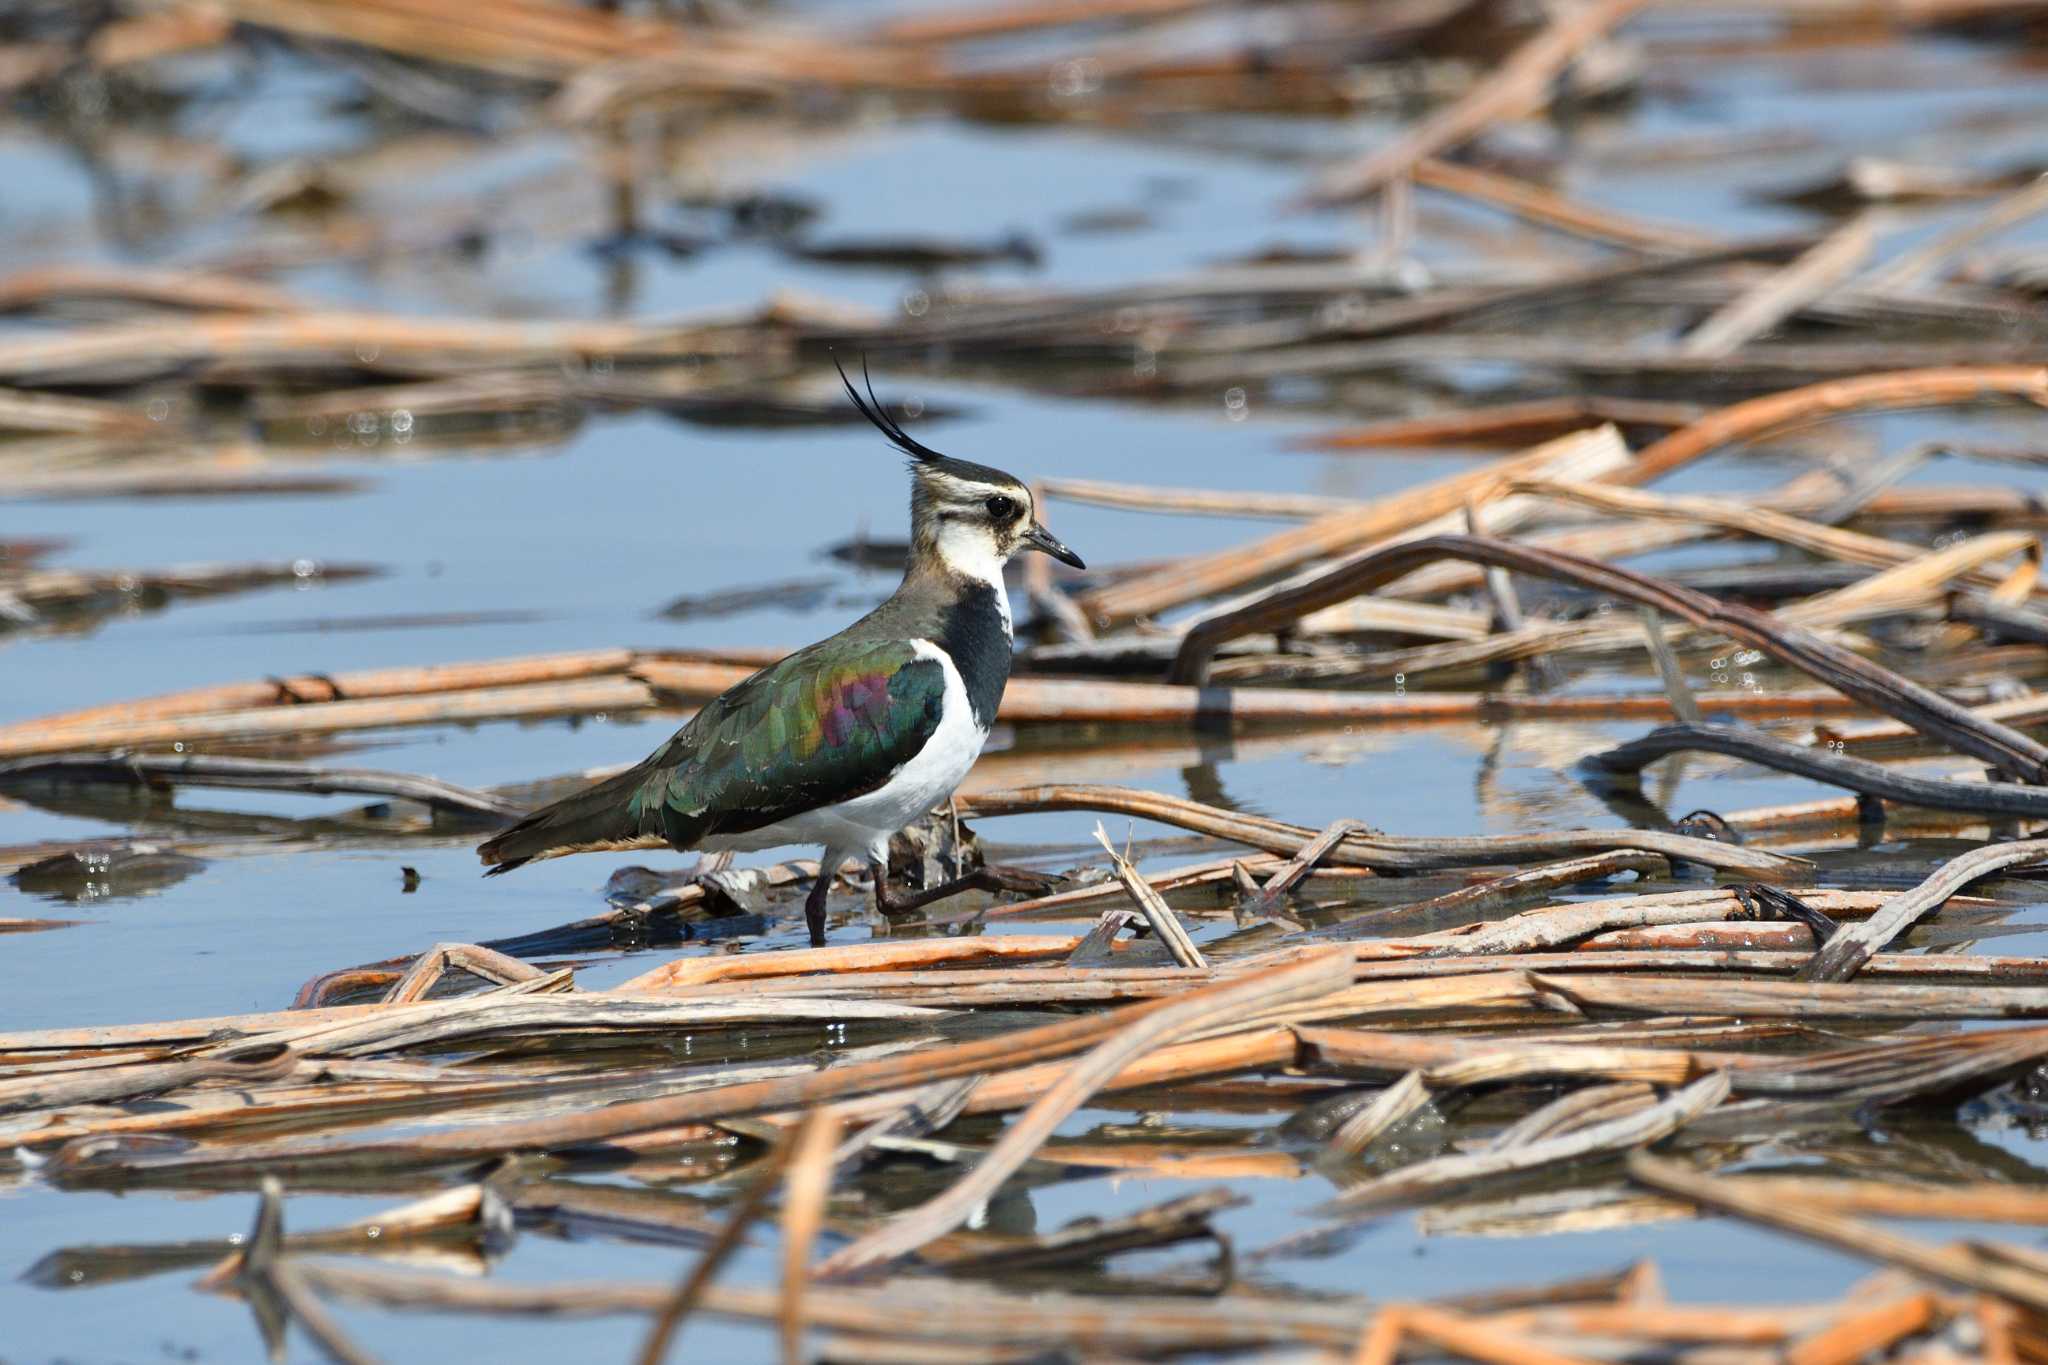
xmin=9 ymin=0 xmax=2048 ymax=1359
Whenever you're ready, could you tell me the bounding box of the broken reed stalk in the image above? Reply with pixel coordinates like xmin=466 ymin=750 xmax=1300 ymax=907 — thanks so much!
xmin=381 ymin=944 xmax=546 ymax=1005
xmin=1506 ymin=474 xmax=1977 ymax=579
xmin=73 ymin=958 xmax=1341 ymax=1173
xmin=0 ymin=652 xmax=1870 ymax=762
xmin=0 ymin=263 xmax=306 ymax=315
xmin=1092 ymin=821 xmax=1207 ymax=968
xmin=1319 ymin=1073 xmax=1730 ymax=1214
xmin=1622 ymin=366 xmax=2048 ymax=485
xmin=778 ymin=1109 xmax=842 ymax=1364
xmin=1246 ymin=818 xmax=1374 ymax=915
xmin=1306 ymin=850 xmax=1667 ymax=942
xmin=227 ymin=1178 xmax=382 ymax=1365
xmin=1530 ymin=975 xmax=2048 ymax=1021
xmin=0 ymin=649 xmax=640 ymax=736
xmin=957 ymin=783 xmax=1799 ymax=874
xmin=1289 ymin=397 xmax=1702 ymax=452
xmin=1373 ymin=1305 xmax=1607 ymax=1365
xmin=1410 ymin=158 xmax=1718 ymax=254
xmin=1679 ymin=213 xmax=1875 ymax=358
xmin=1703 ymin=1175 xmax=2048 ymax=1226
xmin=1329 ymin=1071 xmax=1431 ymax=1155
xmin=1038 ymin=476 xmax=1360 ymax=520
xmin=1784 ymin=1294 xmax=1941 ymax=1365
xmin=1798 ymin=837 xmax=2048 ymax=982
xmin=1634 ymin=610 xmax=1703 ymax=726
xmin=815 ymin=949 xmax=1350 ymax=1276
xmin=0 ymin=753 xmax=524 ymax=824
xmin=1299 ymin=0 xmax=1651 ymax=206
xmin=0 ymin=308 xmax=763 ymax=387
xmin=1861 ymin=172 xmax=2048 ymax=294
xmin=1586 ymin=725 xmax=2048 ymax=818
xmin=1076 ymin=424 xmax=1629 ymax=626
xmin=0 ymin=1046 xmax=295 ymax=1115
xmin=1165 ymin=533 xmax=2048 ymax=786
xmin=1628 ymin=1154 xmax=2048 ymax=1313
xmin=52 ymin=960 xmax=2048 ymax=1193
xmin=291 ymin=1260 xmax=1372 ymax=1353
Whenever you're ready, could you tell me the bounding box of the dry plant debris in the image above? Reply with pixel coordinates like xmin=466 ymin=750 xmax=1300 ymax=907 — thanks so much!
xmin=9 ymin=0 xmax=2048 ymax=1358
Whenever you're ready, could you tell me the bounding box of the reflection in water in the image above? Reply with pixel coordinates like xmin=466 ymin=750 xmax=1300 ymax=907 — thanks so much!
xmin=9 ymin=841 xmax=206 ymax=904
xmin=5 ymin=5 xmax=2048 ymax=1361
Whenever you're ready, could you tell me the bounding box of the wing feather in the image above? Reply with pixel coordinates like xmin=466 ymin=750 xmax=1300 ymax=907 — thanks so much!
xmin=653 ymin=639 xmax=945 ymax=840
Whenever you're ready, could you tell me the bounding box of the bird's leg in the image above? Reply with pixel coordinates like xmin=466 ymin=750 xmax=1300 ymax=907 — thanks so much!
xmin=867 ymin=857 xmax=1059 ymax=919
xmin=804 ymin=875 xmax=831 ymax=948
xmin=807 ymin=847 xmax=852 ymax=948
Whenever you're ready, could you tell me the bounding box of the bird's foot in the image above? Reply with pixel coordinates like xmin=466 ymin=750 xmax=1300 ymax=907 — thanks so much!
xmin=867 ymin=859 xmax=1060 ymax=920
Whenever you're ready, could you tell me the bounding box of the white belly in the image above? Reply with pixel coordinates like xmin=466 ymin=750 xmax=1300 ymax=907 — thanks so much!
xmin=699 ymin=639 xmax=989 ymax=861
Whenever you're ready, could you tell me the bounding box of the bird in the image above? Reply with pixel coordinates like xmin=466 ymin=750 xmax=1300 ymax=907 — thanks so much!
xmin=477 ymin=361 xmax=1084 ymax=947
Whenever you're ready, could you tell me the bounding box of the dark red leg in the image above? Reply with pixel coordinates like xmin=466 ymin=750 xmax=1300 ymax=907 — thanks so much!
xmin=867 ymin=859 xmax=1059 ymax=918
xmin=805 ymin=874 xmax=833 ymax=947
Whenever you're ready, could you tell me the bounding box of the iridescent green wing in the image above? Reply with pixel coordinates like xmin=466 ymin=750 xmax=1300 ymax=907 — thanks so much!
xmin=628 ymin=638 xmax=946 ymax=843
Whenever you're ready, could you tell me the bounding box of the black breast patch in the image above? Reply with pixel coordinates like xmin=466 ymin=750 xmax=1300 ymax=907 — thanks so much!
xmin=932 ymin=583 xmax=1012 ymax=728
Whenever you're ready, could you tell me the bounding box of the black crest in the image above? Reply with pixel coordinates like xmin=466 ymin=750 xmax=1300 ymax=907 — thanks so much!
xmin=836 ymin=353 xmax=949 ymax=466
xmin=834 ymin=354 xmax=1021 ymax=488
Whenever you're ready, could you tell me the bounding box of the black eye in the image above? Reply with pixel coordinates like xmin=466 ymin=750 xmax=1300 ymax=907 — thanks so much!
xmin=984 ymin=495 xmax=1017 ymax=522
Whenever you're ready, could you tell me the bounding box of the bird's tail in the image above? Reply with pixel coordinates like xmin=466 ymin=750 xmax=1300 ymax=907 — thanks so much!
xmin=477 ymin=767 xmax=666 ymax=875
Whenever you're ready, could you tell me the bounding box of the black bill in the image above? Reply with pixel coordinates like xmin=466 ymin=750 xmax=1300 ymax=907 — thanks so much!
xmin=1023 ymin=522 xmax=1085 ymax=569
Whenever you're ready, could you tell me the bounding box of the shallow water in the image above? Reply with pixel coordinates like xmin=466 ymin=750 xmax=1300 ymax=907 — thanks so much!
xmin=7 ymin=11 xmax=2048 ymax=1361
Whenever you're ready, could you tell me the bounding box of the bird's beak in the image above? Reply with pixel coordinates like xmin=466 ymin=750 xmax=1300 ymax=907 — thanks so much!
xmin=1023 ymin=522 xmax=1085 ymax=570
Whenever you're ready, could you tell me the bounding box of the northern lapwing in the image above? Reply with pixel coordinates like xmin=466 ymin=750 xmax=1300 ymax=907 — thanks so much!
xmin=477 ymin=362 xmax=1084 ymax=946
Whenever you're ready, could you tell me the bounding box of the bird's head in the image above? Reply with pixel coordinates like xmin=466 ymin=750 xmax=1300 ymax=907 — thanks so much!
xmin=837 ymin=359 xmax=1084 ymax=586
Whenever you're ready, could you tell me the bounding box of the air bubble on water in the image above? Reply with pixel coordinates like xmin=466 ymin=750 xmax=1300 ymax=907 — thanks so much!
xmin=1223 ymin=386 xmax=1249 ymax=421
xmin=903 ymin=289 xmax=930 ymax=318
xmin=1049 ymin=58 xmax=1102 ymax=102
xmin=355 ymin=341 xmax=381 ymax=364
xmin=293 ymin=558 xmax=318 ymax=578
xmin=146 ymin=398 xmax=171 ymax=422
xmin=902 ymin=397 xmax=924 ymax=419
xmin=365 ymin=1225 xmax=381 ymax=1239
xmin=173 ymin=742 xmax=185 ymax=753
xmin=391 ymin=409 xmax=414 ymax=434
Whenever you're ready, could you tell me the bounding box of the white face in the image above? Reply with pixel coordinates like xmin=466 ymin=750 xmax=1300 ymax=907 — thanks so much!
xmin=919 ymin=470 xmax=1033 ymax=584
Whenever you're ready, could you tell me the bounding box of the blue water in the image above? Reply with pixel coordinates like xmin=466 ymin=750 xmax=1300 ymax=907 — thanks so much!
xmin=7 ymin=13 xmax=2048 ymax=1362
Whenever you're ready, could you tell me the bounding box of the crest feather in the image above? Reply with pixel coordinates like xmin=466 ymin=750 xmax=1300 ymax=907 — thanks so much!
xmin=836 ymin=353 xmax=951 ymax=466
xmin=833 ymin=354 xmax=1025 ymax=491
